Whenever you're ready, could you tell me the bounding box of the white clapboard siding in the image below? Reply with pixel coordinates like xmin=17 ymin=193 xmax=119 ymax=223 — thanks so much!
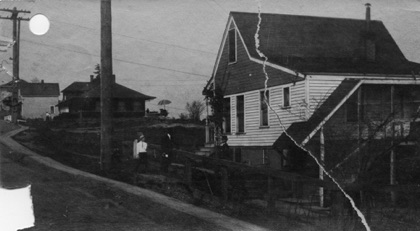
xmin=226 ymin=80 xmax=307 ymax=147
xmin=308 ymin=76 xmax=345 ymax=114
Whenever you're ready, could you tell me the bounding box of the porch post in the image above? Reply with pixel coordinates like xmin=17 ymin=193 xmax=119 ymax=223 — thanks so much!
xmin=357 ymin=87 xmax=362 ymax=151
xmin=185 ymin=159 xmax=192 ymax=187
xmin=205 ymin=122 xmax=210 ymax=144
xmin=221 ymin=167 xmax=229 ymax=202
xmin=205 ymin=98 xmax=210 ymax=143
xmin=319 ymin=126 xmax=325 ymax=207
xmin=390 ymin=85 xmax=397 ymax=203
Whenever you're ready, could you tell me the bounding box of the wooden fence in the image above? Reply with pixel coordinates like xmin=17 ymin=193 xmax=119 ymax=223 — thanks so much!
xmin=141 ymin=143 xmax=337 ymax=212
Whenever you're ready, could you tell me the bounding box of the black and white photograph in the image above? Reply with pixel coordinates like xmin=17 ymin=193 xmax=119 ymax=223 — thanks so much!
xmin=1 ymin=0 xmax=420 ymax=230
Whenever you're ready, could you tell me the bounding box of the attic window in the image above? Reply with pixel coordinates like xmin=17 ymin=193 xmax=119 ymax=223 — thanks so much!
xmin=228 ymin=29 xmax=237 ymax=63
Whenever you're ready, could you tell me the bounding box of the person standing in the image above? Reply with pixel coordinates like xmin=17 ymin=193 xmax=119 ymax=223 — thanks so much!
xmin=134 ymin=132 xmax=148 ymax=173
xmin=160 ymin=129 xmax=175 ymax=173
xmin=45 ymin=112 xmax=51 ymax=121
xmin=219 ymin=135 xmax=231 ymax=160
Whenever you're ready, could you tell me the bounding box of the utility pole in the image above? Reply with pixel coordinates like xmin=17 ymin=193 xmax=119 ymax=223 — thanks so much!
xmin=0 ymin=7 xmax=31 ymax=123
xmin=100 ymin=0 xmax=113 ymax=171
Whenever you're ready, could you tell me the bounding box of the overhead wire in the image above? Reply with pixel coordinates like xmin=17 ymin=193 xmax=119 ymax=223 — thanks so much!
xmin=51 ymin=19 xmax=217 ymax=56
xmin=17 ymin=0 xmax=212 ymax=80
xmin=21 ymin=39 xmax=210 ymax=78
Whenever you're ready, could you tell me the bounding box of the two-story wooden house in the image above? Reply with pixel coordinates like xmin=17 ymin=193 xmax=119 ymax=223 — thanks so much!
xmin=58 ymin=75 xmax=155 ymax=118
xmin=204 ymin=5 xmax=420 ymax=181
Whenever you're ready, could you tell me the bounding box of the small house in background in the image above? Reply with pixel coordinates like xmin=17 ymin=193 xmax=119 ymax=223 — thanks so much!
xmin=57 ymin=75 xmax=155 ymax=118
xmin=0 ymin=79 xmax=60 ymax=119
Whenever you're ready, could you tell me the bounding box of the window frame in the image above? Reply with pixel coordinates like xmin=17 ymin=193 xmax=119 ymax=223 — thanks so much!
xmin=283 ymin=87 xmax=291 ymax=108
xmin=223 ymin=97 xmax=231 ymax=134
xmin=260 ymin=90 xmax=269 ymax=127
xmin=228 ymin=29 xmax=237 ymax=64
xmin=236 ymin=95 xmax=245 ymax=133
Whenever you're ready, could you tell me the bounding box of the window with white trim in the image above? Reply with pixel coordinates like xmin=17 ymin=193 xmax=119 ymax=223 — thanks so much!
xmin=236 ymin=95 xmax=244 ymax=133
xmin=228 ymin=29 xmax=236 ymax=63
xmin=283 ymin=87 xmax=290 ymax=108
xmin=223 ymin=97 xmax=231 ymax=133
xmin=260 ymin=90 xmax=269 ymax=126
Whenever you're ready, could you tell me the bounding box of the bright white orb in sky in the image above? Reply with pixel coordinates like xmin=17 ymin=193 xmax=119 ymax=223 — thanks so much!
xmin=29 ymin=14 xmax=50 ymax=35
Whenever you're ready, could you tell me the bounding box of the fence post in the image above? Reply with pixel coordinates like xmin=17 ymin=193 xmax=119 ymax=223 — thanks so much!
xmin=221 ymin=167 xmax=229 ymax=202
xmin=185 ymin=159 xmax=192 ymax=187
xmin=267 ymin=175 xmax=275 ymax=213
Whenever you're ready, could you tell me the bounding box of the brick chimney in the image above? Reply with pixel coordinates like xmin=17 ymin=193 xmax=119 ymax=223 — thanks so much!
xmin=364 ymin=3 xmax=375 ymax=62
xmin=41 ymin=79 xmax=44 ymax=84
xmin=365 ymin=3 xmax=371 ymax=31
xmin=90 ymin=75 xmax=94 ymax=82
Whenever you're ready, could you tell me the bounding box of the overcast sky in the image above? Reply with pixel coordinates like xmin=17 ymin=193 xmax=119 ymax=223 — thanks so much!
xmin=1 ymin=0 xmax=419 ymax=117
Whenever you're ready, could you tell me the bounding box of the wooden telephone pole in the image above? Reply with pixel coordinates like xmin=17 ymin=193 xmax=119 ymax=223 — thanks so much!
xmin=0 ymin=7 xmax=30 ymax=123
xmin=100 ymin=0 xmax=113 ymax=171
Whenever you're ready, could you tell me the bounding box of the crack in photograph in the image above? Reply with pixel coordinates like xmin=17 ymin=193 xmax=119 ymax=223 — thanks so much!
xmin=1 ymin=0 xmax=420 ymax=230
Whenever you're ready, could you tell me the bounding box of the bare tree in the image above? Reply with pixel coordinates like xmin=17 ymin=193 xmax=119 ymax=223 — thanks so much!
xmin=179 ymin=113 xmax=188 ymax=120
xmin=186 ymin=100 xmax=205 ymax=121
xmin=30 ymin=77 xmax=40 ymax=83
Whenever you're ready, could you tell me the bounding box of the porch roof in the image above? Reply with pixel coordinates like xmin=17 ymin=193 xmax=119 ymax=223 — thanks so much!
xmin=273 ymin=79 xmax=361 ymax=151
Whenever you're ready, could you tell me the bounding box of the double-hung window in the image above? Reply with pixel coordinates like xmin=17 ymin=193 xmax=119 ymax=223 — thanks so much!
xmin=283 ymin=87 xmax=290 ymax=108
xmin=236 ymin=95 xmax=244 ymax=133
xmin=260 ymin=90 xmax=269 ymax=126
xmin=223 ymin=97 xmax=231 ymax=133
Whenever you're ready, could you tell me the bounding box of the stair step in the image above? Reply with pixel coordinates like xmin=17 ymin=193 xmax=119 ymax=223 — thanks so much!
xmin=195 ymin=151 xmax=211 ymax=156
xmin=204 ymin=143 xmax=215 ymax=148
xmin=199 ymin=147 xmax=214 ymax=152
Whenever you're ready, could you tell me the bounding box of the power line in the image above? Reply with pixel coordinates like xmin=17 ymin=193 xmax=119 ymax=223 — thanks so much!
xmin=21 ymin=39 xmax=210 ymax=78
xmin=45 ymin=0 xmax=218 ymax=56
xmin=209 ymin=0 xmax=229 ymax=14
xmin=141 ymin=83 xmax=206 ymax=86
xmin=130 ymin=79 xmax=205 ymax=82
xmin=113 ymin=57 xmax=209 ymax=78
xmin=51 ymin=19 xmax=217 ymax=56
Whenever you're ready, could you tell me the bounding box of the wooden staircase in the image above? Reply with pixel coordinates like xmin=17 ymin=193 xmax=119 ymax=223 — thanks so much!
xmin=194 ymin=143 xmax=215 ymax=157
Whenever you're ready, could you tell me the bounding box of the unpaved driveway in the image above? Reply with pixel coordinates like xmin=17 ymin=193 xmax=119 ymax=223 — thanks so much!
xmin=0 ymin=142 xmax=231 ymax=231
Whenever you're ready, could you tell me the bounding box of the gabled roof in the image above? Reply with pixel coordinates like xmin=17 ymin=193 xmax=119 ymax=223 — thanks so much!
xmin=273 ymin=79 xmax=361 ymax=150
xmin=82 ymin=83 xmax=156 ymax=100
xmin=0 ymin=80 xmax=60 ymax=97
xmin=231 ymin=12 xmax=420 ymax=75
xmin=20 ymin=82 xmax=60 ymax=97
xmin=62 ymin=76 xmax=155 ymax=100
xmin=62 ymin=81 xmax=97 ymax=93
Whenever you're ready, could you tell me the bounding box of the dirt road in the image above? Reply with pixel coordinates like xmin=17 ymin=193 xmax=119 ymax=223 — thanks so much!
xmin=0 ymin=124 xmax=268 ymax=231
xmin=1 ymin=142 xmax=231 ymax=230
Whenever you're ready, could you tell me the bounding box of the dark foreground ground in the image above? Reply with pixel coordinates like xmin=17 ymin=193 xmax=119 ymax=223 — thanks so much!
xmin=0 ymin=142 xmax=235 ymax=231
xmin=3 ymin=122 xmax=419 ymax=231
xmin=0 ymin=123 xmax=315 ymax=231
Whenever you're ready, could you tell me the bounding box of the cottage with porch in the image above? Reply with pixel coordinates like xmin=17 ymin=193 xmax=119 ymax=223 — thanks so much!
xmin=203 ymin=5 xmax=420 ymax=186
xmin=58 ymin=75 xmax=155 ymax=118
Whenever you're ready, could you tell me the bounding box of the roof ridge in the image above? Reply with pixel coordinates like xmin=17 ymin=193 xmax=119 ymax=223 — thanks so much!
xmin=230 ymin=11 xmax=383 ymax=23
